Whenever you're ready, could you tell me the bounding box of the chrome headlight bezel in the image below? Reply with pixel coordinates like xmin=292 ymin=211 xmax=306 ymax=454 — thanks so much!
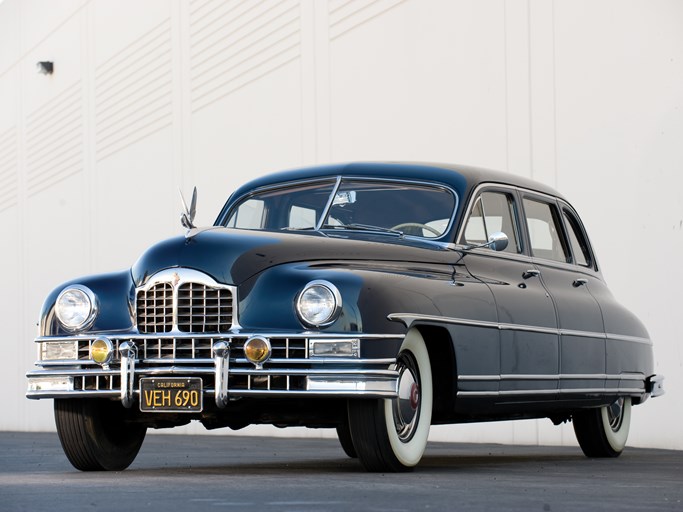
xmin=54 ymin=285 xmax=98 ymax=332
xmin=295 ymin=280 xmax=342 ymax=328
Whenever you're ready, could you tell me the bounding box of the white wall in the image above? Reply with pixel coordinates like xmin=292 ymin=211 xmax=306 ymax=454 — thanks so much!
xmin=0 ymin=0 xmax=680 ymax=450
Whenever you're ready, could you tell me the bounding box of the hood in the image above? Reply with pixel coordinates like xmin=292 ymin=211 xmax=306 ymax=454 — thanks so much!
xmin=131 ymin=227 xmax=454 ymax=286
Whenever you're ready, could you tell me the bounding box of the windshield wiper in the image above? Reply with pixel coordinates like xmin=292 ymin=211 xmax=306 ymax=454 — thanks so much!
xmin=321 ymin=223 xmax=404 ymax=236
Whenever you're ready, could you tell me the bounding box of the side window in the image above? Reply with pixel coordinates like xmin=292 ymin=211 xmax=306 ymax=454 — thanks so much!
xmin=563 ymin=210 xmax=592 ymax=267
xmin=523 ymin=198 xmax=570 ymax=263
xmin=462 ymin=191 xmax=521 ymax=253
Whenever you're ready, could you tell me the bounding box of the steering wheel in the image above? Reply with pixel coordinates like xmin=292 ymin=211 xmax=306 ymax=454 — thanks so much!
xmin=391 ymin=223 xmax=441 ymax=236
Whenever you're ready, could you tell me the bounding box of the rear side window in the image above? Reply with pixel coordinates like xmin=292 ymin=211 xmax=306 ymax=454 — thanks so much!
xmin=523 ymin=198 xmax=570 ymax=263
xmin=462 ymin=191 xmax=521 ymax=253
xmin=563 ymin=210 xmax=592 ymax=267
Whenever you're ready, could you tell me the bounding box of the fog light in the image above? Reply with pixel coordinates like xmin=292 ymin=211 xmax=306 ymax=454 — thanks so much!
xmin=309 ymin=339 xmax=360 ymax=358
xmin=244 ymin=336 xmax=271 ymax=368
xmin=90 ymin=337 xmax=113 ymax=364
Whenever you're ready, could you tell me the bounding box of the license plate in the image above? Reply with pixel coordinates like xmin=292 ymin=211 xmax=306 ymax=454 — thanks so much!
xmin=140 ymin=377 xmax=203 ymax=413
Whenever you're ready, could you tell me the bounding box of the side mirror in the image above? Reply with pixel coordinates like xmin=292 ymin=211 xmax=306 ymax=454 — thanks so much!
xmin=462 ymin=231 xmax=509 ymax=252
xmin=487 ymin=231 xmax=509 ymax=252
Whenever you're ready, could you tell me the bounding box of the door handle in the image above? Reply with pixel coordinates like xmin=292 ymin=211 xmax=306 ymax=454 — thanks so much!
xmin=522 ymin=269 xmax=540 ymax=279
xmin=573 ymin=278 xmax=588 ymax=287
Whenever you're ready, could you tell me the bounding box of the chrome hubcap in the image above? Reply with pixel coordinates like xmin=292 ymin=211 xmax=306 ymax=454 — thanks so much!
xmin=393 ymin=353 xmax=420 ymax=442
xmin=607 ymin=397 xmax=625 ymax=432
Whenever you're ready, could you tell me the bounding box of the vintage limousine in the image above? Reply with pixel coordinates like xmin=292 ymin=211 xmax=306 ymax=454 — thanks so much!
xmin=26 ymin=162 xmax=663 ymax=472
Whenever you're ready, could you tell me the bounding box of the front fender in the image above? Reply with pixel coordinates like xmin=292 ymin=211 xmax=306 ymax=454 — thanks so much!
xmin=39 ymin=270 xmax=136 ymax=336
xmin=236 ymin=262 xmax=453 ymax=334
xmin=237 ymin=263 xmax=365 ymax=332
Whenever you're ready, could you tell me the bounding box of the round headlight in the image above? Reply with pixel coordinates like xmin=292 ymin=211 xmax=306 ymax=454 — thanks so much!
xmin=296 ymin=280 xmax=342 ymax=327
xmin=55 ymin=285 xmax=97 ymax=331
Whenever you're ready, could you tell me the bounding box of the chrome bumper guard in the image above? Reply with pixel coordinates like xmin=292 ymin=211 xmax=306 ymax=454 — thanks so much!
xmin=646 ymin=374 xmax=665 ymax=398
xmin=27 ymin=333 xmax=401 ymax=408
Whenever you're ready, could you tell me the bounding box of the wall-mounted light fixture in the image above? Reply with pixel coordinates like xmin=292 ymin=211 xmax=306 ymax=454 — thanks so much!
xmin=36 ymin=61 xmax=54 ymax=75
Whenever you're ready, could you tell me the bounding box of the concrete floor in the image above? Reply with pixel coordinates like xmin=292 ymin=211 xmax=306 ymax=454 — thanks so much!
xmin=1 ymin=432 xmax=681 ymax=511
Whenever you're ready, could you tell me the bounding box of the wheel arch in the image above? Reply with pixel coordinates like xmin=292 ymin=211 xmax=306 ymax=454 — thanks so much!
xmin=412 ymin=324 xmax=457 ymax=424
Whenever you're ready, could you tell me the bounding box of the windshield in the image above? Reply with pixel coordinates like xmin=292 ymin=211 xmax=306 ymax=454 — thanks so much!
xmin=224 ymin=178 xmax=456 ymax=239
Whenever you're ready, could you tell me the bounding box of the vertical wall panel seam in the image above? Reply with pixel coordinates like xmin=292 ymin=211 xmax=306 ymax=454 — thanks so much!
xmin=84 ymin=4 xmax=96 ymax=274
xmin=309 ymin=0 xmax=318 ymax=164
xmin=17 ymin=0 xmax=28 ymax=429
xmin=172 ymin=0 xmax=186 ymax=232
xmin=526 ymin=0 xmax=534 ymax=180
xmin=182 ymin=0 xmax=193 ymax=209
xmin=503 ymin=0 xmax=509 ymax=174
xmin=551 ymin=0 xmax=558 ymax=190
xmin=316 ymin=1 xmax=331 ymax=162
xmin=300 ymin=0 xmax=314 ymax=165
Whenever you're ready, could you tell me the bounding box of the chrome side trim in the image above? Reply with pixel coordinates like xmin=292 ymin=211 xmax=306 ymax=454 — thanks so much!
xmin=388 ymin=313 xmax=652 ymax=345
xmin=458 ymin=387 xmax=645 ymax=397
xmin=606 ymin=333 xmax=653 ymax=345
xmin=458 ymin=373 xmax=645 ymax=382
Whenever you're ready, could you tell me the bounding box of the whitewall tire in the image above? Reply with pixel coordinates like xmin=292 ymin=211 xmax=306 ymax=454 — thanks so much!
xmin=348 ymin=329 xmax=433 ymax=471
xmin=573 ymin=397 xmax=632 ymax=458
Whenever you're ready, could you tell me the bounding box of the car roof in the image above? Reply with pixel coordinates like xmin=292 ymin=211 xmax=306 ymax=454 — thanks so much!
xmin=228 ymin=162 xmax=564 ymax=202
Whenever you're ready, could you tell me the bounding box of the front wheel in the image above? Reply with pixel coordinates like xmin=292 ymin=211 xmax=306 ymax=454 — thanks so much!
xmin=336 ymin=420 xmax=357 ymax=458
xmin=54 ymin=398 xmax=147 ymax=471
xmin=348 ymin=329 xmax=433 ymax=472
xmin=573 ymin=397 xmax=632 ymax=457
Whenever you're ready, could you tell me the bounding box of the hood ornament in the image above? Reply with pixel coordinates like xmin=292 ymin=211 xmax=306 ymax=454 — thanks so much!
xmin=179 ymin=187 xmax=197 ymax=230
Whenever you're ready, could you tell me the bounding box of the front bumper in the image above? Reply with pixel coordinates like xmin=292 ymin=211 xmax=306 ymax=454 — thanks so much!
xmin=26 ymin=332 xmax=402 ymax=408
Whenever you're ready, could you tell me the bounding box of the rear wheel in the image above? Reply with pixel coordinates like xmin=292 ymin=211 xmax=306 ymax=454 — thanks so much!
xmin=348 ymin=329 xmax=432 ymax=472
xmin=573 ymin=397 xmax=631 ymax=457
xmin=54 ymin=398 xmax=147 ymax=471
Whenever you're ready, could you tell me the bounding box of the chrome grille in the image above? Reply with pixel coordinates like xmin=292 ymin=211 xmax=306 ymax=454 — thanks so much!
xmin=136 ymin=283 xmax=173 ymax=333
xmin=136 ymin=280 xmax=233 ymax=334
xmin=177 ymin=283 xmax=232 ymax=333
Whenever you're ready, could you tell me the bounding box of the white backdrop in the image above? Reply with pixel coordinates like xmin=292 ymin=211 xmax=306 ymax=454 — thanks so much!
xmin=0 ymin=0 xmax=680 ymax=450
